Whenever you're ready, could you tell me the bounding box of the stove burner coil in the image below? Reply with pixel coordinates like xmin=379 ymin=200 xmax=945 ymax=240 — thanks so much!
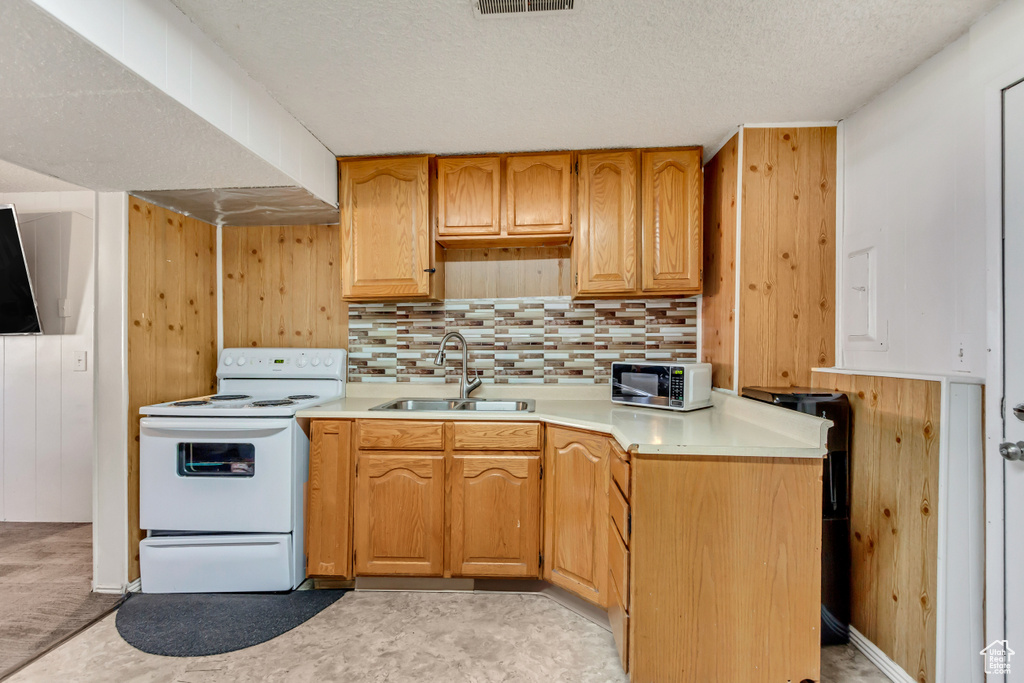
xmin=209 ymin=394 xmax=251 ymax=401
xmin=287 ymin=394 xmax=318 ymax=400
xmin=172 ymin=400 xmax=211 ymax=407
xmin=250 ymin=399 xmax=295 ymax=407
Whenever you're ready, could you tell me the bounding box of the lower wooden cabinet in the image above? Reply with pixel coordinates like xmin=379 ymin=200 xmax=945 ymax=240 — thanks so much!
xmin=306 ymin=420 xmax=354 ymax=578
xmin=449 ymin=454 xmax=541 ymax=577
xmin=353 ymin=452 xmax=445 ymax=576
xmin=543 ymin=426 xmax=611 ymax=607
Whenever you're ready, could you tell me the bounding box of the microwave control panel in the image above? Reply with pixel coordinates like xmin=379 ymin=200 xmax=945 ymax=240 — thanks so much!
xmin=669 ymin=368 xmax=686 ymax=406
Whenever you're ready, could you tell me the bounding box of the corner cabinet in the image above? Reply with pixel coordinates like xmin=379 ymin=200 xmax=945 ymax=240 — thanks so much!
xmin=641 ymin=149 xmax=703 ymax=294
xmin=543 ymin=425 xmax=610 ymax=607
xmin=339 ymin=156 xmax=443 ymax=301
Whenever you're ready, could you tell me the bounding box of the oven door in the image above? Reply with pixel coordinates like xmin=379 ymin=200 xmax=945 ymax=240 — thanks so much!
xmin=140 ymin=417 xmax=296 ymax=533
xmin=611 ymin=363 xmax=671 ymax=407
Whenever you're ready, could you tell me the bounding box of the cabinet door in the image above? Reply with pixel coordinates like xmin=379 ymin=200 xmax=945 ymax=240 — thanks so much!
xmin=543 ymin=426 xmax=610 ymax=606
xmin=340 ymin=156 xmax=434 ymax=300
xmin=306 ymin=420 xmax=353 ymax=578
xmin=353 ymin=452 xmax=445 ymax=576
xmin=641 ymin=149 xmax=703 ymax=294
xmin=575 ymin=151 xmax=638 ymax=295
xmin=437 ymin=156 xmax=501 ymax=237
xmin=450 ymin=454 xmax=541 ymax=577
xmin=506 ymin=153 xmax=572 ymax=236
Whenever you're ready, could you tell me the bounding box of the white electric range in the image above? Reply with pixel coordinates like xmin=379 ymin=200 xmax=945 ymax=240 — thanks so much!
xmin=138 ymin=347 xmax=346 ymax=593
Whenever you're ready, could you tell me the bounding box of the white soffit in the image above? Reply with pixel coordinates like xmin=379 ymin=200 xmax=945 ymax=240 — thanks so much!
xmin=0 ymin=1 xmax=293 ymax=193
xmin=169 ymin=0 xmax=1000 ymax=156
xmin=0 ymin=158 xmax=85 ymax=193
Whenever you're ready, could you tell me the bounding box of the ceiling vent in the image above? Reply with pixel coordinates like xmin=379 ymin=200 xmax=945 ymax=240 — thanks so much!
xmin=476 ymin=0 xmax=575 ymax=16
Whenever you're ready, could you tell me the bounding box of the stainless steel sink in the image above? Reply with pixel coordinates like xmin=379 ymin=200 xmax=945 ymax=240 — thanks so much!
xmin=370 ymin=398 xmax=535 ymax=413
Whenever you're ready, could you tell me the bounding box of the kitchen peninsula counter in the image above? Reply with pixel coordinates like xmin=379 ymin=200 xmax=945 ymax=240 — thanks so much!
xmin=298 ymin=386 xmax=829 ymax=458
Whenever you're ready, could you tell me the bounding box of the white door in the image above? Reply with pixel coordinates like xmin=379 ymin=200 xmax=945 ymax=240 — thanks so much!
xmin=1001 ymin=79 xmax=1024 ymax=682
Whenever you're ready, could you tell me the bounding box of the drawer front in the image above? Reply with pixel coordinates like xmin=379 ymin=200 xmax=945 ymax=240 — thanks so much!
xmin=611 ymin=449 xmax=631 ymax=501
xmin=609 ymin=481 xmax=630 ymax=546
xmin=608 ymin=522 xmax=630 ymax=610
xmin=357 ymin=420 xmax=444 ymax=450
xmin=452 ymin=422 xmax=541 ymax=451
xmin=608 ymin=567 xmax=629 ymax=673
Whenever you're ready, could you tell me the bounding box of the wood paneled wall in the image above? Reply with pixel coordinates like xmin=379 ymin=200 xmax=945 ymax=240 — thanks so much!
xmin=222 ymin=225 xmax=347 ymax=349
xmin=701 ymin=128 xmax=836 ymax=390
xmin=701 ymin=134 xmax=739 ymax=390
xmin=443 ymin=246 xmax=571 ymax=299
xmin=739 ymin=127 xmax=836 ymax=388
xmin=812 ymin=372 xmax=940 ymax=683
xmin=127 ymin=197 xmax=218 ymax=580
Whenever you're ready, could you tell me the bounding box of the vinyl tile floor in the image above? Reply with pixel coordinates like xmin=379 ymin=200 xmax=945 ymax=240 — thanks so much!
xmin=10 ymin=590 xmax=891 ymax=682
xmin=0 ymin=523 xmax=121 ymax=680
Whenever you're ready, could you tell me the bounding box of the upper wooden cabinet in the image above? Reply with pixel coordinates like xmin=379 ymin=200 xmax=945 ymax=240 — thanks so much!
xmin=437 ymin=156 xmax=501 ymax=238
xmin=506 ymin=153 xmax=572 ymax=237
xmin=544 ymin=425 xmax=611 ymax=607
xmin=641 ymin=149 xmax=703 ymax=294
xmin=573 ymin=151 xmax=639 ymax=296
xmin=450 ymin=454 xmax=541 ymax=578
xmin=572 ymin=147 xmax=702 ymax=298
xmin=434 ymin=152 xmax=573 ymax=248
xmin=339 ymin=156 xmax=443 ymax=302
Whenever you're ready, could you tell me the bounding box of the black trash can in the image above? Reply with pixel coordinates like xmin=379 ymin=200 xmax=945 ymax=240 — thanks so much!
xmin=741 ymin=386 xmax=851 ymax=645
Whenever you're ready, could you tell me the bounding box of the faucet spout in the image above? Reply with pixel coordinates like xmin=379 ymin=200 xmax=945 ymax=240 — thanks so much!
xmin=434 ymin=331 xmax=481 ymax=399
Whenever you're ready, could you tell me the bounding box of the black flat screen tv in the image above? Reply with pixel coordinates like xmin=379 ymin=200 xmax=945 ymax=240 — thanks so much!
xmin=0 ymin=204 xmax=42 ymax=334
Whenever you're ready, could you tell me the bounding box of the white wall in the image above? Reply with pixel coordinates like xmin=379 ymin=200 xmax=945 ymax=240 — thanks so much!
xmin=0 ymin=190 xmax=95 ymax=522
xmin=839 ymin=0 xmax=1024 ymax=377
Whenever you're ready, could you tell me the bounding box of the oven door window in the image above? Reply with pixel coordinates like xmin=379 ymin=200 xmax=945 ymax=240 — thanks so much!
xmin=177 ymin=443 xmax=255 ymax=477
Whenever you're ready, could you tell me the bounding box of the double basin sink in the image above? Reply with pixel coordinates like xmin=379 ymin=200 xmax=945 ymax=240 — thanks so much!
xmin=370 ymin=398 xmax=536 ymax=413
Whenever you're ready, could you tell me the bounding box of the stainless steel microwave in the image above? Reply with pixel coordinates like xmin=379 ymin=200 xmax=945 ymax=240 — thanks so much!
xmin=610 ymin=362 xmax=713 ymax=412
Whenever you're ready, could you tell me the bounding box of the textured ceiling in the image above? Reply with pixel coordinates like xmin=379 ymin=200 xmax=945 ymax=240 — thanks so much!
xmin=0 ymin=1 xmax=294 ymax=192
xmin=170 ymin=0 xmax=1000 ymax=156
xmin=0 ymin=158 xmax=85 ymax=193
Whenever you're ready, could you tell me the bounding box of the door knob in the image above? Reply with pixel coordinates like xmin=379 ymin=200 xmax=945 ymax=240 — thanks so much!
xmin=1014 ymin=403 xmax=1024 ymax=422
xmin=1000 ymin=441 xmax=1024 ymax=461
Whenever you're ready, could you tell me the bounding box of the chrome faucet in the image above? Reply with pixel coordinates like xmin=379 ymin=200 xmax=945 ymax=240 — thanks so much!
xmin=434 ymin=331 xmax=482 ymax=399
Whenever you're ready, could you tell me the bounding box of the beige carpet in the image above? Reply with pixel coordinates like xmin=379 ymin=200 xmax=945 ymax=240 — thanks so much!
xmin=0 ymin=523 xmax=122 ymax=680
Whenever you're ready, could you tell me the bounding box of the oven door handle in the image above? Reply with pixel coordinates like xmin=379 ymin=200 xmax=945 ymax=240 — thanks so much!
xmin=140 ymin=417 xmax=295 ymax=433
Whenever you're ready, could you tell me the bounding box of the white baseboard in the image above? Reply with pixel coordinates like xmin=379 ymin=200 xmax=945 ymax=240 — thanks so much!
xmin=92 ymin=584 xmax=126 ymax=594
xmin=126 ymin=578 xmax=141 ymax=593
xmin=849 ymin=626 xmax=916 ymax=683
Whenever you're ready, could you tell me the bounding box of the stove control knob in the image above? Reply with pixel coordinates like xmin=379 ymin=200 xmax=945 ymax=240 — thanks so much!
xmin=223 ymin=356 xmax=234 ymax=366
xmin=296 ymin=357 xmax=308 ymax=368
xmin=311 ymin=357 xmax=321 ymax=367
xmin=324 ymin=356 xmax=335 ymax=367
xmin=237 ymin=357 xmax=247 ymax=366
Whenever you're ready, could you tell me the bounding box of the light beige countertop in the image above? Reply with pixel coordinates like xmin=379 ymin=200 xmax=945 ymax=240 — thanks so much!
xmin=298 ymin=385 xmax=830 ymax=458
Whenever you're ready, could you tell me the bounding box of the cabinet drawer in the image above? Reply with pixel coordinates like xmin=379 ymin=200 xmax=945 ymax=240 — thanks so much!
xmin=452 ymin=422 xmax=541 ymax=451
xmin=608 ymin=567 xmax=629 ymax=673
xmin=611 ymin=448 xmax=631 ymax=501
xmin=357 ymin=420 xmax=444 ymax=451
xmin=609 ymin=481 xmax=630 ymax=546
xmin=608 ymin=522 xmax=629 ymax=610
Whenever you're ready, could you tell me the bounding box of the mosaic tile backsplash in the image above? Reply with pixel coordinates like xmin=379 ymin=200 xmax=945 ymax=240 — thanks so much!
xmin=348 ymin=297 xmax=698 ymax=384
